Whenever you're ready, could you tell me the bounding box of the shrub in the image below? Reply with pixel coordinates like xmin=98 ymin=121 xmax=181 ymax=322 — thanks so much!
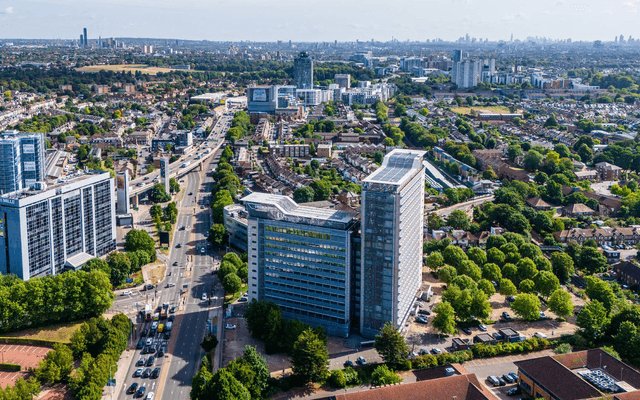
xmin=554 ymin=343 xmax=572 ymax=354
xmin=396 ymin=358 xmax=412 ymax=371
xmin=370 ymin=365 xmax=401 ymax=386
xmin=0 ymin=363 xmax=20 ymax=371
xmin=471 ymin=338 xmax=549 ymax=358
xmin=413 ymin=354 xmax=438 ymax=369
xmin=328 ymin=370 xmax=346 ymax=388
xmin=343 ymin=366 xmax=359 ymax=385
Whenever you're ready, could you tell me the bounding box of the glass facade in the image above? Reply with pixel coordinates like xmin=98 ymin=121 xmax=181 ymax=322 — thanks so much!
xmin=94 ymin=180 xmax=115 ymax=255
xmin=82 ymin=188 xmax=95 ymax=255
xmin=51 ymin=197 xmax=65 ymax=274
xmin=64 ymin=193 xmax=83 ymax=257
xmin=0 ymin=139 xmax=21 ymax=194
xmin=0 ymin=132 xmax=45 ymax=194
xmin=26 ymin=201 xmax=52 ymax=277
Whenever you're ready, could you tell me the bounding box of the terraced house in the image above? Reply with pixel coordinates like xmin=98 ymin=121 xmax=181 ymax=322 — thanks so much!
xmin=554 ymin=227 xmax=640 ymax=247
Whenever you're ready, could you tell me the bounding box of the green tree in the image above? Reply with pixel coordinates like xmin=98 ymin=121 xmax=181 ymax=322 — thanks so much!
xmin=535 ymin=271 xmax=561 ymax=299
xmin=201 ymin=334 xmax=219 ymax=352
xmin=499 ymin=278 xmax=517 ymax=297
xmin=517 ymin=258 xmax=538 ymax=282
xmin=309 ymin=180 xmax=332 ymax=201
xmin=432 ymin=301 xmax=457 ymax=335
xmin=577 ymin=300 xmax=610 ymax=343
xmin=208 ymin=224 xmax=227 ymax=247
xmin=467 ymin=247 xmax=487 ymax=267
xmin=524 ymin=150 xmax=544 ymax=171
xmin=486 ymin=247 xmax=506 ymax=266
xmin=425 ymin=252 xmax=444 ymax=270
xmin=212 ymin=190 xmax=234 ymax=224
xmin=519 ymin=279 xmax=536 ymax=294
xmin=427 ymin=213 xmax=444 ymax=231
xmin=442 ymin=245 xmax=468 ymax=268
xmin=150 ymin=204 xmax=163 ymax=218
xmin=374 ymin=321 xmax=410 ymax=366
xmin=511 ymin=293 xmax=541 ymax=321
xmin=190 ymin=366 xmax=213 ymax=400
xmin=437 ymin=265 xmax=457 ymax=284
xmin=35 ymin=343 xmax=74 ymax=384
xmin=370 ymin=365 xmax=402 ymax=386
xmin=293 ymin=186 xmax=315 ymax=203
xmin=222 ymin=273 xmax=242 ymax=295
xmin=290 ymin=329 xmax=329 ymax=383
xmin=106 ymin=251 xmax=131 ymax=287
xmin=551 ymin=252 xmax=575 ymax=284
xmin=150 ymin=183 xmax=171 ymax=203
xmin=457 ymin=260 xmax=482 ymax=281
xmin=447 ymin=210 xmax=470 ymax=230
xmin=507 ymin=144 xmax=522 ymax=161
xmin=478 ymin=279 xmax=496 ymax=297
xmin=548 ymin=289 xmax=574 ymax=318
xmin=585 ymin=276 xmax=617 ymax=312
xmin=208 ymin=369 xmax=250 ymax=400
xmin=124 ymin=229 xmax=156 ymax=261
xmin=82 ymin=258 xmax=109 ymax=274
xmin=169 ymin=177 xmax=180 ymax=194
xmin=482 ymin=263 xmax=502 ymax=282
xmin=577 ymin=247 xmax=608 ymax=274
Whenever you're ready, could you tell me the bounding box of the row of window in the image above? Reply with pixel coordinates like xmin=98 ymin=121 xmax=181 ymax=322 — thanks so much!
xmin=266 ymin=225 xmax=332 ymax=240
xmin=265 ymin=272 xmax=346 ymax=292
xmin=264 ymin=259 xmax=346 ymax=280
xmin=265 ymin=235 xmax=346 ymax=253
xmin=264 ymin=250 xmax=347 ymax=270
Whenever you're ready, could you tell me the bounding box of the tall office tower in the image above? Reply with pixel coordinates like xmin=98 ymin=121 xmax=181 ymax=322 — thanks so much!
xmin=360 ymin=149 xmax=425 ymax=338
xmin=453 ymin=49 xmax=463 ymax=62
xmin=452 ymin=60 xmax=481 ymax=88
xmin=293 ymin=51 xmax=313 ymax=89
xmin=335 ymin=74 xmax=351 ymax=89
xmin=243 ymin=193 xmax=358 ymax=337
xmin=83 ymin=28 xmax=88 ymax=46
xmin=80 ymin=34 xmax=84 ymax=46
xmin=0 ymin=131 xmax=45 ymax=195
xmin=0 ymin=172 xmax=116 ymax=280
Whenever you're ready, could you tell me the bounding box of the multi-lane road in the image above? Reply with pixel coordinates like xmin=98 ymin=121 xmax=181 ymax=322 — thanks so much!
xmin=113 ymin=129 xmax=228 ymax=400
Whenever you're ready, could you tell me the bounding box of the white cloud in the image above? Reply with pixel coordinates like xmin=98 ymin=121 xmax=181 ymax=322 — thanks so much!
xmin=2 ymin=7 xmax=14 ymax=14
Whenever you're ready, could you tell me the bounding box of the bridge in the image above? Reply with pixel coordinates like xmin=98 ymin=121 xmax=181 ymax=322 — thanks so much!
xmin=128 ymin=114 xmax=231 ymax=201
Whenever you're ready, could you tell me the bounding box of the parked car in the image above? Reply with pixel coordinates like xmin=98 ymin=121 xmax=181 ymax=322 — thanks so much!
xmin=127 ymin=383 xmax=139 ymax=395
xmin=506 ymin=387 xmax=521 ymax=396
xmin=142 ymin=368 xmax=151 ymax=378
xmin=146 ymin=356 xmax=155 ymax=367
xmin=502 ymin=312 xmax=512 ymax=321
xmin=415 ymin=315 xmax=428 ymax=324
xmin=502 ymin=374 xmax=515 ymax=383
xmin=431 ymin=348 xmax=442 ymax=355
xmin=238 ymin=296 xmax=248 ymax=303
xmin=539 ymin=312 xmax=548 ymax=320
xmin=151 ymin=368 xmax=160 ymax=379
xmin=157 ymin=347 xmax=165 ymax=358
xmin=418 ymin=309 xmax=431 ymax=315
xmin=137 ymin=357 xmax=146 ymax=366
xmin=225 ymin=324 xmax=237 ymax=330
xmin=508 ymin=372 xmax=518 ymax=382
xmin=122 ymin=290 xmax=132 ymax=296
xmin=478 ymin=324 xmax=487 ymax=332
xmin=146 ymin=393 xmax=154 ymax=400
xmin=506 ymin=296 xmax=516 ymax=303
xmin=534 ymin=332 xmax=548 ymax=339
xmin=461 ymin=326 xmax=472 ymax=335
xmin=344 ymin=360 xmax=354 ymax=368
xmin=356 ymin=356 xmax=366 ymax=366
xmin=134 ymin=368 xmax=143 ymax=377
xmin=201 ymin=293 xmax=208 ymax=301
xmin=487 ymin=376 xmax=500 ymax=386
xmin=136 ymin=386 xmax=146 ymax=398
xmin=497 ymin=377 xmax=506 ymax=386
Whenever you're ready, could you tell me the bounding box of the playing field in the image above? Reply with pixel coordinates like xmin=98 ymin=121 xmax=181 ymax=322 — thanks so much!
xmin=2 ymin=320 xmax=84 ymax=343
xmin=76 ymin=64 xmax=179 ymax=75
xmin=451 ymin=105 xmax=513 ymax=115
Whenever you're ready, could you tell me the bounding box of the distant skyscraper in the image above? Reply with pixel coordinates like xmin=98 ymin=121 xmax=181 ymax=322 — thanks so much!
xmin=453 ymin=49 xmax=463 ymax=62
xmin=83 ymin=28 xmax=87 ymax=47
xmin=0 ymin=131 xmax=45 ymax=195
xmin=293 ymin=51 xmax=313 ymax=89
xmin=80 ymin=34 xmax=83 ymax=46
xmin=360 ymin=149 xmax=425 ymax=338
xmin=620 ymin=34 xmax=625 ymax=44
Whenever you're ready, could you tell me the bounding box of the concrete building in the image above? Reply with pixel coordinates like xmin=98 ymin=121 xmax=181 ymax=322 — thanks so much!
xmin=452 ymin=60 xmax=481 ymax=88
xmin=360 ymin=149 xmax=425 ymax=338
xmin=247 ymin=85 xmax=278 ymax=115
xmin=293 ymin=51 xmax=314 ymax=89
xmin=243 ymin=192 xmax=358 ymax=337
xmin=595 ymin=162 xmax=622 ymax=181
xmin=335 ymin=74 xmax=351 ymax=89
xmin=223 ymin=204 xmax=248 ymax=252
xmin=0 ymin=131 xmax=46 ymax=195
xmin=0 ymin=172 xmax=116 ymax=280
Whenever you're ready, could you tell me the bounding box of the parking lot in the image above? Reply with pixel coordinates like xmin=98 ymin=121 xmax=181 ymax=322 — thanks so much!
xmin=0 ymin=343 xmax=51 ymax=388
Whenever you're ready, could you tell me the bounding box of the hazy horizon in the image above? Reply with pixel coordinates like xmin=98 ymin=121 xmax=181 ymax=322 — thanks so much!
xmin=0 ymin=0 xmax=639 ymax=42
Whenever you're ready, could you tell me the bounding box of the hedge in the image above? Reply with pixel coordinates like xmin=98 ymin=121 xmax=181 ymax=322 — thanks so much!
xmin=471 ymin=338 xmax=550 ymax=358
xmin=0 ymin=337 xmax=57 ymax=347
xmin=0 ymin=363 xmax=21 ymax=371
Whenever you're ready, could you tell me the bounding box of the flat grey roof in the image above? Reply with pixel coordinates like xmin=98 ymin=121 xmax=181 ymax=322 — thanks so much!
xmin=241 ymin=192 xmax=356 ymax=225
xmin=364 ymin=149 xmax=425 ymax=186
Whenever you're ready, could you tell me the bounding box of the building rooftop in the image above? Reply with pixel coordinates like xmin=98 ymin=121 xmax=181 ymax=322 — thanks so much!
xmin=241 ymin=192 xmax=357 ymax=229
xmin=364 ymin=149 xmax=425 ymax=186
xmin=0 ymin=171 xmax=111 ymax=204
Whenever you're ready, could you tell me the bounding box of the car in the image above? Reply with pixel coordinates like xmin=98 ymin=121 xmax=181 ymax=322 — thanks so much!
xmin=180 ymin=226 xmax=186 ymax=230
xmin=416 ymin=302 xmax=424 ymax=308
xmin=356 ymin=356 xmax=366 ymax=366
xmin=415 ymin=315 xmax=428 ymax=324
xmin=534 ymin=332 xmax=548 ymax=339
xmin=149 ymin=344 xmax=157 ymax=354
xmin=502 ymin=312 xmax=512 ymax=321
xmin=137 ymin=340 xmax=144 ymax=350
xmin=497 ymin=377 xmax=506 ymax=386
xmin=142 ymin=368 xmax=151 ymax=378
xmin=164 ymin=331 xmax=171 ymax=340
xmin=145 ymin=284 xmax=154 ymax=291
xmin=136 ymin=386 xmax=146 ymax=398
xmin=157 ymin=347 xmax=165 ymax=358
xmin=502 ymin=374 xmax=515 ymax=383
xmin=142 ymin=346 xmax=150 ymax=354
xmin=238 ymin=296 xmax=248 ymax=303
xmin=122 ymin=290 xmax=132 ymax=296
xmin=488 ymin=376 xmax=500 ymax=386
xmin=539 ymin=312 xmax=547 ymax=319
xmin=137 ymin=183 xmax=144 ymax=187
xmin=134 ymin=368 xmax=143 ymax=377
xmin=127 ymin=383 xmax=139 ymax=395
xmin=478 ymin=324 xmax=487 ymax=332
xmin=173 ymin=261 xmax=178 ymax=266
xmin=431 ymin=348 xmax=442 ymax=355
xmin=176 ymin=243 xmax=182 ymax=248
xmin=141 ymin=328 xmax=148 ymax=337
xmin=145 ymin=393 xmax=154 ymax=400
xmin=506 ymin=296 xmax=516 ymax=303
xmin=225 ymin=324 xmax=237 ymax=330
xmin=146 ymin=338 xmax=153 ymax=346
xmin=151 ymin=368 xmax=160 ymax=379
xmin=149 ymin=328 xmax=156 ymax=336
xmin=461 ymin=327 xmax=472 ymax=335
xmin=201 ymin=293 xmax=208 ymax=301
xmin=169 ymin=313 xmax=176 ymax=320
xmin=188 ymin=192 xmax=193 ymax=195
xmin=166 ymin=283 xmax=176 ymax=288
xmin=200 ymin=248 xmax=205 ymax=254
xmin=137 ymin=357 xmax=146 ymax=366
xmin=146 ymin=356 xmax=155 ymax=367
xmin=506 ymin=387 xmax=521 ymax=396
xmin=508 ymin=372 xmax=518 ymax=382
xmin=418 ymin=309 xmax=431 ymax=315
xmin=344 ymin=360 xmax=354 ymax=368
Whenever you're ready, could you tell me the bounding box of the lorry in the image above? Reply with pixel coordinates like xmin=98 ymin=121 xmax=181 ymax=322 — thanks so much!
xmin=144 ymin=304 xmax=153 ymax=322
xmin=159 ymin=303 xmax=169 ymax=320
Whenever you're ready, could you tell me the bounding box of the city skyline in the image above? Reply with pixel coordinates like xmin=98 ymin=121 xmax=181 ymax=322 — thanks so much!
xmin=0 ymin=0 xmax=639 ymax=42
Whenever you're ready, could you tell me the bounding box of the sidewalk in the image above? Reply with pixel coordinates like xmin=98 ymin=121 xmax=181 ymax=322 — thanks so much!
xmin=101 ymin=348 xmax=136 ymax=400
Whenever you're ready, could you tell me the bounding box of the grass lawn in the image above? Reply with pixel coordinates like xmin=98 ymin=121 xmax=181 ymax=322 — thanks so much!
xmin=148 ymin=263 xmax=166 ymax=285
xmin=451 ymin=105 xmax=513 ymax=115
xmin=76 ymin=64 xmax=181 ymax=75
xmin=2 ymin=320 xmax=85 ymax=343
xmin=224 ymin=284 xmax=248 ymax=306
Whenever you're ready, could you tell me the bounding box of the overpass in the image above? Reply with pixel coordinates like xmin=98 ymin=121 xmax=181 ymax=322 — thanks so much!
xmin=129 ymin=114 xmax=232 ymax=201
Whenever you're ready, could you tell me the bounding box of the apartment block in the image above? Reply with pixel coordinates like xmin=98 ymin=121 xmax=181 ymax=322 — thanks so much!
xmin=0 ymin=131 xmax=46 ymax=194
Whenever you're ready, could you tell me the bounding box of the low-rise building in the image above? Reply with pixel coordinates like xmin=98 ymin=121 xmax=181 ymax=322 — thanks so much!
xmin=613 ymin=261 xmax=640 ymax=288
xmin=596 ymin=162 xmax=622 ymax=181
xmin=554 ymin=227 xmax=640 ymax=247
xmin=223 ymin=204 xmax=248 ymax=252
xmin=526 ymin=197 xmax=554 ymax=211
xmin=562 ymin=203 xmax=596 ymax=218
xmin=316 ymin=143 xmax=332 ymax=158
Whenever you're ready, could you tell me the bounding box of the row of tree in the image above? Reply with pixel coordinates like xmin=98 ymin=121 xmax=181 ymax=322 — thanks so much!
xmin=218 ymin=253 xmax=247 ymax=296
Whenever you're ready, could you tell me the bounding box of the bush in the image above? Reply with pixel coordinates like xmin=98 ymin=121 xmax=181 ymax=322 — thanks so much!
xmin=343 ymin=366 xmax=359 ymax=385
xmin=413 ymin=354 xmax=438 ymax=369
xmin=328 ymin=370 xmax=346 ymax=388
xmin=471 ymin=338 xmax=549 ymax=359
xmin=370 ymin=365 xmax=401 ymax=386
xmin=554 ymin=343 xmax=572 ymax=354
xmin=0 ymin=363 xmax=20 ymax=371
xmin=396 ymin=358 xmax=412 ymax=371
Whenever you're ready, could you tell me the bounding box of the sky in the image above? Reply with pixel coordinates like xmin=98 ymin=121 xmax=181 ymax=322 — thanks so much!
xmin=0 ymin=0 xmax=639 ymax=42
